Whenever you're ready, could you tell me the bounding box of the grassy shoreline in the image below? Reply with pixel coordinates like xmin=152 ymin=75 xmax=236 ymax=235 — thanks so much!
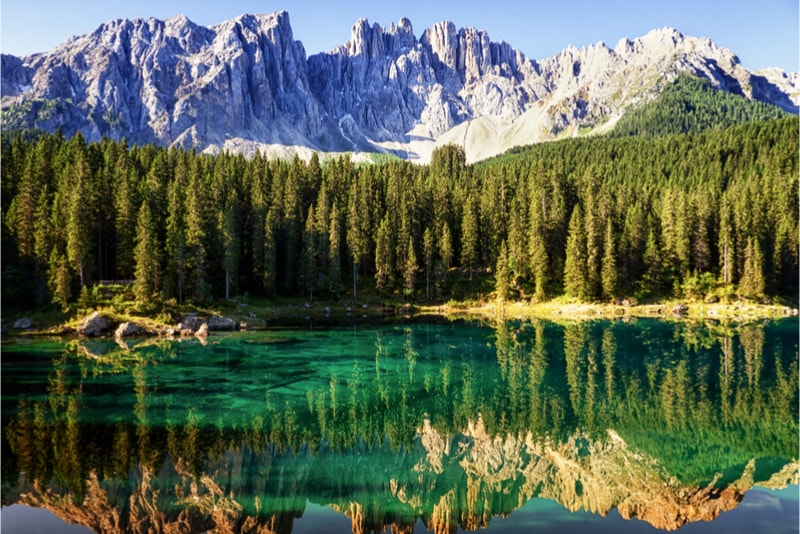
xmin=4 ymin=294 xmax=798 ymax=340
xmin=420 ymin=299 xmax=799 ymax=324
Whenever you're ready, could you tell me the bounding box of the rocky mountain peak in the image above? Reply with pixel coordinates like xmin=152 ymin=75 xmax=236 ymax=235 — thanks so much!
xmin=1 ymin=12 xmax=796 ymax=162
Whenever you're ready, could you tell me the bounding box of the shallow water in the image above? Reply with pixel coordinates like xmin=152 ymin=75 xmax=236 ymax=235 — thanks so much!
xmin=2 ymin=318 xmax=798 ymax=533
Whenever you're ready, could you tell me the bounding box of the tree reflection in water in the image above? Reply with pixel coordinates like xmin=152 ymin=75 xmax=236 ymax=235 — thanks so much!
xmin=2 ymin=319 xmax=797 ymax=532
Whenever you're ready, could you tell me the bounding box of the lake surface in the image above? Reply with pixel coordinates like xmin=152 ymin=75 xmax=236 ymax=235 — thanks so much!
xmin=2 ymin=317 xmax=798 ymax=533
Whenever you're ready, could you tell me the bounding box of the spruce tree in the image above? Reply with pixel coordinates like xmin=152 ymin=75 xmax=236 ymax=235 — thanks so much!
xmin=403 ymin=236 xmax=417 ymax=297
xmin=564 ymin=205 xmax=589 ymax=300
xmin=375 ymin=216 xmax=393 ymax=292
xmin=263 ymin=208 xmax=279 ymax=297
xmin=601 ymin=218 xmax=618 ymax=301
xmin=328 ymin=204 xmax=342 ymax=294
xmin=221 ymin=195 xmax=240 ymax=301
xmin=164 ymin=176 xmax=187 ymax=303
xmin=739 ymin=237 xmax=765 ymax=298
xmin=530 ymin=236 xmax=549 ymax=301
xmin=301 ymin=206 xmax=317 ymax=302
xmin=65 ymin=151 xmax=95 ymax=288
xmin=133 ymin=201 xmax=160 ymax=303
xmin=461 ymin=195 xmax=479 ymax=280
xmin=423 ymin=226 xmax=434 ymax=301
xmin=439 ymin=222 xmax=453 ymax=273
xmin=495 ymin=240 xmax=511 ymax=301
xmin=48 ymin=247 xmax=72 ymax=310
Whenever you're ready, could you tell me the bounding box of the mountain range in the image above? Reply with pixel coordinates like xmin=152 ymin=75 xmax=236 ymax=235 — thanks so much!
xmin=2 ymin=11 xmax=797 ymax=162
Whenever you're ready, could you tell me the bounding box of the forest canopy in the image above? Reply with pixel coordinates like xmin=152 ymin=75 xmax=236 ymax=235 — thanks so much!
xmin=609 ymin=74 xmax=790 ymax=138
xmin=2 ymin=116 xmax=798 ymax=310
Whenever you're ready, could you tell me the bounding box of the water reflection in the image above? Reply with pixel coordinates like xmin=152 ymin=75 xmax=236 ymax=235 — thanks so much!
xmin=2 ymin=319 xmax=797 ymax=533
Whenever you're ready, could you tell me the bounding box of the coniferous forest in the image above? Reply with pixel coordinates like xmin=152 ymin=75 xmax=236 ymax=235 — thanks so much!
xmin=2 ymin=116 xmax=798 ymax=310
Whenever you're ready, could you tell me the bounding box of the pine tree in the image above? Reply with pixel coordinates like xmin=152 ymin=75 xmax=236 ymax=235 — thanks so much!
xmin=583 ymin=189 xmax=603 ymax=299
xmin=564 ymin=205 xmax=589 ymax=299
xmin=347 ymin=178 xmax=370 ymax=299
xmin=641 ymin=228 xmax=666 ymax=298
xmin=263 ymin=208 xmax=279 ymax=297
xmin=328 ymin=204 xmax=342 ymax=294
xmin=301 ymin=206 xmax=317 ymax=302
xmin=114 ymin=168 xmax=140 ymax=279
xmin=164 ymin=175 xmax=187 ymax=303
xmin=221 ymin=195 xmax=240 ymax=301
xmin=718 ymin=196 xmax=736 ymax=285
xmin=5 ymin=151 xmax=38 ymax=258
xmin=48 ymin=247 xmax=72 ymax=310
xmin=423 ymin=227 xmax=434 ymax=301
xmin=133 ymin=201 xmax=160 ymax=303
xmin=495 ymin=240 xmax=511 ymax=301
xmin=403 ymin=236 xmax=417 ymax=297
xmin=530 ymin=236 xmax=549 ymax=301
xmin=739 ymin=237 xmax=765 ymax=298
xmin=461 ymin=195 xmax=479 ymax=280
xmin=374 ymin=216 xmax=393 ymax=292
xmin=601 ymin=218 xmax=618 ymax=301
xmin=185 ymin=171 xmax=210 ymax=303
xmin=65 ymin=150 xmax=95 ymax=288
xmin=439 ymin=222 xmax=453 ymax=273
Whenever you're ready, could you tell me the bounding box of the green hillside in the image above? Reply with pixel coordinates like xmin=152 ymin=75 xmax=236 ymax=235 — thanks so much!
xmin=610 ymin=74 xmax=789 ymax=138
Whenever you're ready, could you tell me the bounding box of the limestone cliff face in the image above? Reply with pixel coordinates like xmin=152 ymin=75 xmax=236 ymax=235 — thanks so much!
xmin=1 ymin=12 xmax=331 ymax=156
xmin=7 ymin=421 xmax=797 ymax=533
xmin=2 ymin=13 xmax=797 ymax=162
xmin=2 ymin=12 xmax=800 ymax=161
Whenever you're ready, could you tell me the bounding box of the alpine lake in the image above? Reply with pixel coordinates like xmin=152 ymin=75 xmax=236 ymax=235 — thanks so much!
xmin=1 ymin=316 xmax=798 ymax=533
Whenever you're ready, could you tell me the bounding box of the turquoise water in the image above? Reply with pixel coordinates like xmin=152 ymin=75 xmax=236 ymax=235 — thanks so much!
xmin=1 ymin=318 xmax=798 ymax=533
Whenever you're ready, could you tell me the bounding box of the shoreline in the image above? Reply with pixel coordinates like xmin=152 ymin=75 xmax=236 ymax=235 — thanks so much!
xmin=422 ymin=300 xmax=800 ymax=324
xmin=4 ymin=298 xmax=798 ymax=340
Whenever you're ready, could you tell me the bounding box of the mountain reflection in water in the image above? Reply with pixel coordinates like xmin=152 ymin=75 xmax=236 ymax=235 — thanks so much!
xmin=2 ymin=318 xmax=797 ymax=533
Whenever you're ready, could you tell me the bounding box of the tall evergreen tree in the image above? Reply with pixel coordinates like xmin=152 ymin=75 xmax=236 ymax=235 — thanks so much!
xmin=439 ymin=222 xmax=454 ymax=273
xmin=185 ymin=170 xmax=210 ymax=303
xmin=263 ymin=208 xmax=279 ymax=297
xmin=564 ymin=205 xmax=589 ymax=300
xmin=601 ymin=218 xmax=618 ymax=301
xmin=301 ymin=206 xmax=318 ymax=302
xmin=461 ymin=195 xmax=479 ymax=280
xmin=347 ymin=177 xmax=370 ymax=299
xmin=221 ymin=195 xmax=240 ymax=301
xmin=328 ymin=204 xmax=342 ymax=294
xmin=164 ymin=172 xmax=187 ymax=303
xmin=403 ymin=235 xmax=417 ymax=297
xmin=65 ymin=149 xmax=95 ymax=288
xmin=133 ymin=201 xmax=160 ymax=303
xmin=114 ymin=168 xmax=140 ymax=279
xmin=48 ymin=247 xmax=72 ymax=310
xmin=641 ymin=228 xmax=666 ymax=298
xmin=739 ymin=237 xmax=765 ymax=298
xmin=423 ymin=226 xmax=434 ymax=301
xmin=495 ymin=240 xmax=511 ymax=301
xmin=374 ymin=216 xmax=393 ymax=292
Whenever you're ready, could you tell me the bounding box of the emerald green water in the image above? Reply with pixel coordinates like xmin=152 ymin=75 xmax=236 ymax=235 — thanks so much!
xmin=2 ymin=318 xmax=798 ymax=533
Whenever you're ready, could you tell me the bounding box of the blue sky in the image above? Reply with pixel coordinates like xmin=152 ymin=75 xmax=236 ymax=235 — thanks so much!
xmin=1 ymin=0 xmax=797 ymax=72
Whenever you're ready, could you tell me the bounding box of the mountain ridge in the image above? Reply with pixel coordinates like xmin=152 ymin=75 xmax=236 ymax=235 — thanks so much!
xmin=2 ymin=11 xmax=798 ymax=162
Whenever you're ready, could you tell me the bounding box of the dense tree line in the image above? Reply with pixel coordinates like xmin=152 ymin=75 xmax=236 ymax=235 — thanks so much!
xmin=610 ymin=74 xmax=789 ymax=138
xmin=2 ymin=117 xmax=797 ymax=309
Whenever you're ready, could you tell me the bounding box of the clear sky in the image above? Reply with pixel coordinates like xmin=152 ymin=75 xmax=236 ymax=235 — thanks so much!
xmin=1 ymin=0 xmax=797 ymax=72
